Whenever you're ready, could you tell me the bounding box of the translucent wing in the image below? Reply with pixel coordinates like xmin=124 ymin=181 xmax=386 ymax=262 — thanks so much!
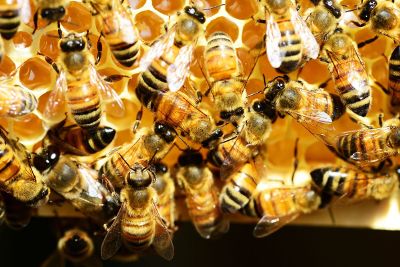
xmin=0 ymin=84 xmax=37 ymax=117
xmin=19 ymin=0 xmax=31 ymax=24
xmin=101 ymin=202 xmax=125 ymax=260
xmin=76 ymin=164 xmax=108 ymax=206
xmin=253 ymin=212 xmax=300 ymax=238
xmin=41 ymin=251 xmax=65 ymax=267
xmin=89 ymin=65 xmax=125 ymax=118
xmin=167 ymin=44 xmax=195 ymax=92
xmin=139 ymin=29 xmax=176 ymax=71
xmin=291 ymin=8 xmax=320 ymax=59
xmin=113 ymin=5 xmax=137 ymax=45
xmin=44 ymin=71 xmax=67 ymax=121
xmin=152 ymin=202 xmax=174 ymax=261
xmin=266 ymin=15 xmax=282 ymax=68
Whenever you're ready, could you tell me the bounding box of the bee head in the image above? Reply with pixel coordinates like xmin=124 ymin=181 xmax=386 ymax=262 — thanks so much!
xmin=154 ymin=162 xmax=168 ymax=174
xmin=60 ymin=34 xmax=86 ymax=53
xmin=322 ymin=0 xmax=341 ymax=18
xmin=33 ymin=145 xmax=60 ymax=172
xmin=178 ymin=150 xmax=203 ymax=167
xmin=154 ymin=122 xmax=176 ymax=144
xmin=359 ymin=0 xmax=377 ymax=22
xmin=388 ymin=127 xmax=400 ymax=148
xmin=41 ymin=6 xmax=66 ymax=21
xmin=252 ymin=99 xmax=278 ymax=122
xmin=371 ymin=5 xmax=398 ymax=31
xmin=126 ymin=165 xmax=155 ymax=189
xmin=184 ymin=6 xmax=206 ymax=24
xmin=264 ymin=76 xmax=287 ymax=103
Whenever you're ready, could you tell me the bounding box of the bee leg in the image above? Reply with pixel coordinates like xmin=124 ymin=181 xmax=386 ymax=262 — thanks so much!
xmin=57 ymin=20 xmax=62 ymax=39
xmin=86 ymin=30 xmax=93 ymax=49
xmin=37 ymin=52 xmax=60 ymax=74
xmin=104 ymin=74 xmax=130 ymax=83
xmin=318 ymin=78 xmax=331 ymax=89
xmin=357 ymin=35 xmax=378 ymax=49
xmin=96 ymin=34 xmax=103 ymax=65
xmin=132 ymin=106 xmax=143 ymax=133
xmin=32 ymin=10 xmax=39 ymax=34
xmin=378 ymin=113 xmax=384 ymax=127
xmin=373 ymin=80 xmax=389 ymax=95
xmin=327 ymin=207 xmax=336 ymax=225
xmin=348 ymin=112 xmax=373 ymax=128
xmin=349 ymin=20 xmax=367 ymax=27
xmin=290 ymin=138 xmax=299 ymax=184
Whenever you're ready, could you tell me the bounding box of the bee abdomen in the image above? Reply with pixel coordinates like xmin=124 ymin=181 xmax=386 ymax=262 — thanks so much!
xmin=276 ymin=22 xmax=302 ymax=73
xmin=0 ymin=9 xmax=19 ymax=40
xmin=389 ymin=46 xmax=400 ymax=108
xmin=135 ymin=78 xmax=161 ymax=111
xmin=110 ymin=41 xmax=140 ymax=67
xmin=0 ymin=146 xmax=20 ymax=182
xmin=330 ymin=93 xmax=345 ymax=121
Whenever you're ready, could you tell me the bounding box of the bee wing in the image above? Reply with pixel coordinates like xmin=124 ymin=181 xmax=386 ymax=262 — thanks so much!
xmin=253 ymin=212 xmax=300 ymax=238
xmin=291 ymin=8 xmax=319 ymax=59
xmin=0 ymin=85 xmax=37 ymax=117
xmin=266 ymin=15 xmax=283 ymax=68
xmin=75 ymin=164 xmax=109 ymax=207
xmin=40 ymin=251 xmax=65 ymax=267
xmin=19 ymin=0 xmax=32 ymax=24
xmin=167 ymin=43 xmax=195 ymax=92
xmin=139 ymin=29 xmax=176 ymax=71
xmin=101 ymin=202 xmax=125 ymax=260
xmin=152 ymin=202 xmax=174 ymax=261
xmin=89 ymin=65 xmax=125 ymax=118
xmin=44 ymin=71 xmax=67 ymax=121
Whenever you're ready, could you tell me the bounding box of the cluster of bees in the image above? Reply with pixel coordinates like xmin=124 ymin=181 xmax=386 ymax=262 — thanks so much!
xmin=0 ymin=0 xmax=400 ymax=264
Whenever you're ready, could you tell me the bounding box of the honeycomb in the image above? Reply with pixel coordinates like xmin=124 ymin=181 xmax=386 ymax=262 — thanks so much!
xmin=1 ymin=0 xmax=400 ymax=249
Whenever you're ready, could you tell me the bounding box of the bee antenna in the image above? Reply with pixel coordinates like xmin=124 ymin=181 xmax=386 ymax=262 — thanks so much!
xmin=290 ymin=138 xmax=300 ymax=184
xmin=117 ymin=153 xmax=133 ymax=171
xmin=202 ymin=3 xmax=225 ymax=10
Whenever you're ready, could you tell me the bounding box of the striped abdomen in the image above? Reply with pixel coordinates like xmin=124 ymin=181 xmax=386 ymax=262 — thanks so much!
xmin=205 ymin=31 xmax=240 ymax=82
xmin=0 ymin=86 xmax=38 ymax=118
xmin=300 ymin=90 xmax=344 ymax=121
xmin=331 ymin=55 xmax=371 ymax=117
xmin=66 ymin=81 xmax=102 ymax=130
xmin=102 ymin=9 xmax=140 ymax=67
xmin=0 ymin=3 xmax=20 ymax=40
xmin=0 ymin=142 xmax=23 ymax=185
xmin=64 ymin=126 xmax=116 ymax=154
xmin=277 ymin=19 xmax=302 ymax=74
xmin=389 ymin=46 xmax=400 ymax=109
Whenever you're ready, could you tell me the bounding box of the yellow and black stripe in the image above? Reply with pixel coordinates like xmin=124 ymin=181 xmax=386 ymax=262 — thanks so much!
xmin=389 ymin=46 xmax=400 ymax=109
xmin=277 ymin=19 xmax=302 ymax=74
xmin=0 ymin=3 xmax=20 ymax=40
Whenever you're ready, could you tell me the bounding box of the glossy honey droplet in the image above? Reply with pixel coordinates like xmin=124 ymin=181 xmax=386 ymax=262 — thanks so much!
xmin=13 ymin=114 xmax=45 ymax=141
xmin=0 ymin=56 xmax=16 ymax=77
xmin=12 ymin=32 xmax=33 ymax=49
xmin=226 ymin=0 xmax=258 ymax=20
xmin=19 ymin=58 xmax=52 ymax=90
xmin=135 ymin=11 xmax=164 ymax=43
xmin=152 ymin=0 xmax=185 ymax=15
xmin=61 ymin=2 xmax=92 ymax=33
xmin=39 ymin=30 xmax=60 ymax=60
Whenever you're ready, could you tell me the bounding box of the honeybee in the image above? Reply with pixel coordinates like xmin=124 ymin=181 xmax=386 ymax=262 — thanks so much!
xmin=320 ymin=29 xmax=371 ymax=118
xmin=175 ymin=150 xmax=229 ymax=239
xmin=244 ymin=184 xmax=321 ymax=237
xmin=42 ymin=229 xmax=102 ymax=267
xmin=0 ymin=127 xmax=49 ymax=207
xmin=90 ymin=0 xmax=141 ymax=67
xmin=101 ymin=165 xmax=174 ymax=260
xmin=203 ymin=31 xmax=247 ymax=124
xmin=0 ymin=191 xmax=32 ymax=230
xmin=43 ymin=32 xmax=125 ymax=130
xmin=152 ymin=162 xmax=176 ymax=232
xmin=33 ymin=0 xmax=68 ymax=34
xmin=48 ymin=119 xmax=116 ymax=156
xmin=99 ymin=122 xmax=176 ymax=190
xmin=260 ymin=0 xmax=320 ymax=73
xmin=139 ymin=5 xmax=205 ymax=92
xmin=219 ymin=163 xmax=259 ymax=214
xmin=0 ymin=83 xmax=38 ymax=118
xmin=305 ymin=0 xmax=342 ymax=44
xmin=310 ymin=166 xmax=399 ymax=207
xmin=388 ymin=46 xmax=400 ymax=111
xmin=0 ymin=0 xmax=30 ymax=40
xmin=33 ymin=145 xmax=119 ymax=223
xmin=207 ymin=99 xmax=274 ymax=179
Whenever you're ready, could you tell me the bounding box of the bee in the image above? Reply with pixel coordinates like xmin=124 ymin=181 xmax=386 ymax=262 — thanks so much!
xmin=48 ymin=119 xmax=116 ymax=156
xmin=244 ymin=184 xmax=321 ymax=237
xmin=42 ymin=228 xmax=102 ymax=267
xmin=0 ymin=191 xmax=32 ymax=230
xmin=264 ymin=76 xmax=345 ymax=124
xmin=219 ymin=163 xmax=259 ymax=214
xmin=305 ymin=0 xmax=342 ymax=45
xmin=152 ymin=162 xmax=176 ymax=232
xmin=320 ymin=29 xmax=371 ymax=118
xmin=43 ymin=32 xmax=125 ymax=131
xmin=0 ymin=84 xmax=38 ymax=118
xmin=388 ymin=46 xmax=400 ymax=111
xmin=99 ymin=122 xmax=176 ymax=191
xmin=260 ymin=0 xmax=320 ymax=73
xmin=203 ymin=31 xmax=247 ymax=124
xmin=310 ymin=166 xmax=399 ymax=208
xmin=89 ymin=0 xmax=141 ymax=67
xmin=138 ymin=5 xmax=205 ymax=92
xmin=101 ymin=162 xmax=174 ymax=260
xmin=175 ymin=150 xmax=229 ymax=239
xmin=207 ymin=99 xmax=274 ymax=179
xmin=0 ymin=127 xmax=49 ymax=207
xmin=32 ymin=0 xmax=68 ymax=34
xmin=0 ymin=0 xmax=30 ymax=40
xmin=33 ymin=145 xmax=119 ymax=223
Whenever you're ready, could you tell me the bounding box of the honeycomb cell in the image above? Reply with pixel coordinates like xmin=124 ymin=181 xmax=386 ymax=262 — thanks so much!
xmin=37 ymin=91 xmax=66 ymax=123
xmin=13 ymin=31 xmax=33 ymax=48
xmin=61 ymin=2 xmax=92 ymax=33
xmin=39 ymin=30 xmax=60 ymax=61
xmin=127 ymin=73 xmax=140 ymax=96
xmin=113 ymin=128 xmax=134 ymax=147
xmin=205 ymin=17 xmax=239 ymax=41
xmin=258 ymin=55 xmax=281 ymax=81
xmin=237 ymin=47 xmax=258 ymax=78
xmin=226 ymin=0 xmax=258 ymax=20
xmin=152 ymin=0 xmax=184 ymax=15
xmin=13 ymin=114 xmax=45 ymax=141
xmin=245 ymin=78 xmax=263 ymax=96
xmin=242 ymin=20 xmax=265 ymax=50
xmin=355 ymin=28 xmax=387 ymax=59
xmin=97 ymin=68 xmax=126 ymax=95
xmin=135 ymin=10 xmax=164 ymax=43
xmin=0 ymin=56 xmax=16 ymax=77
xmin=299 ymin=60 xmax=330 ymax=85
xmin=105 ymin=99 xmax=138 ymax=129
xmin=195 ymin=0 xmax=222 ymax=17
xmin=19 ymin=58 xmax=52 ymax=90
xmin=128 ymin=0 xmax=147 ymax=9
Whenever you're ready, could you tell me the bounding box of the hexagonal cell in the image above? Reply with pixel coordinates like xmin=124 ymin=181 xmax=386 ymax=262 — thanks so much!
xmin=355 ymin=28 xmax=387 ymax=60
xmin=0 ymin=56 xmax=16 ymax=77
xmin=61 ymin=2 xmax=92 ymax=33
xmin=37 ymin=91 xmax=66 ymax=124
xmin=13 ymin=31 xmax=33 ymax=48
xmin=226 ymin=0 xmax=258 ymax=20
xmin=39 ymin=30 xmax=61 ymax=61
xmin=152 ymin=0 xmax=184 ymax=15
xmin=129 ymin=0 xmax=147 ymax=9
xmin=105 ymin=98 xmax=139 ymax=129
xmin=242 ymin=20 xmax=265 ymax=50
xmin=19 ymin=57 xmax=53 ymax=90
xmin=135 ymin=10 xmax=165 ymax=43
xmin=195 ymin=0 xmax=222 ymax=17
xmin=205 ymin=16 xmax=239 ymax=41
xmin=299 ymin=60 xmax=330 ymax=85
xmin=13 ymin=114 xmax=45 ymax=141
